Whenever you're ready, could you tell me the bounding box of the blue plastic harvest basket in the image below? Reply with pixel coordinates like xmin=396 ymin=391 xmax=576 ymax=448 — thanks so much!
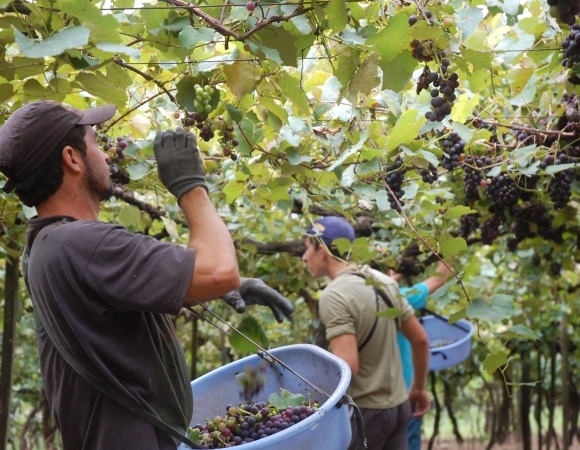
xmin=180 ymin=344 xmax=352 ymax=449
xmin=421 ymin=315 xmax=475 ymax=371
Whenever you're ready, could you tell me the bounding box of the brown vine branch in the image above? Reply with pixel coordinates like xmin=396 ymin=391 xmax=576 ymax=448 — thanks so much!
xmin=162 ymin=0 xmax=312 ymax=42
xmin=113 ymin=57 xmax=177 ymax=103
xmin=382 ymin=179 xmax=472 ymax=303
xmin=473 ymin=118 xmax=576 ymax=138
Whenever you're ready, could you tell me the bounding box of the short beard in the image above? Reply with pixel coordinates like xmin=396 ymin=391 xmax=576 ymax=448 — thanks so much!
xmin=84 ymin=155 xmax=113 ymax=202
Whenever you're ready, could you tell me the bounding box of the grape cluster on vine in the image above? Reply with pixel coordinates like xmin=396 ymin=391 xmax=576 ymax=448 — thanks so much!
xmin=383 ymin=155 xmax=406 ymax=211
xmin=419 ymin=165 xmax=438 ymax=184
xmin=481 ymin=214 xmax=501 ymax=245
xmin=485 ymin=173 xmax=520 ymax=207
xmin=462 ymin=155 xmax=486 ymax=201
xmin=548 ymin=167 xmax=575 ymax=209
xmin=515 ymin=124 xmax=538 ymax=145
xmin=193 ymin=83 xmax=219 ymax=116
xmin=101 ymin=135 xmax=128 ymax=174
xmin=187 ymin=398 xmax=319 ymax=447
xmin=183 ymin=113 xmax=215 ymax=142
xmin=440 ymin=132 xmax=465 ymax=171
xmin=458 ymin=213 xmax=480 ymax=239
xmin=425 ymin=71 xmax=459 ymax=122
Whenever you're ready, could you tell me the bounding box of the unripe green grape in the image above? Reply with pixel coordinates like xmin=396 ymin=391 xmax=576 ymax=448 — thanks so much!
xmin=202 ymin=92 xmax=210 ymax=100
xmin=218 ymin=422 xmax=226 ymax=431
xmin=194 ymin=84 xmax=201 ymax=90
xmin=210 ymin=124 xmax=217 ymax=132
xmin=196 ymin=105 xmax=205 ymax=113
xmin=231 ymin=131 xmax=237 ymax=138
xmin=194 ymin=101 xmax=201 ymax=110
xmin=204 ymin=104 xmax=212 ymax=113
xmin=202 ymin=99 xmax=209 ymax=106
xmin=209 ymin=87 xmax=215 ymax=96
xmin=204 ymin=85 xmax=211 ymax=92
xmin=195 ymin=87 xmax=204 ymax=95
xmin=196 ymin=95 xmax=203 ymax=102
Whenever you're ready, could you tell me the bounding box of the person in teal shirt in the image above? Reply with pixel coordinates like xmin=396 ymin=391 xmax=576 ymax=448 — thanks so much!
xmin=390 ymin=260 xmax=451 ymax=450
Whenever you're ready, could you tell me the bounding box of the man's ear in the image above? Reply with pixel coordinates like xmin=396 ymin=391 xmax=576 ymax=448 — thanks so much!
xmin=61 ymin=146 xmax=83 ymax=174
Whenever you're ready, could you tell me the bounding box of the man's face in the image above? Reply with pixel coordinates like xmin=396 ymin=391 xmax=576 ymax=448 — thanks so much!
xmin=82 ymin=126 xmax=112 ymax=201
xmin=302 ymin=237 xmax=327 ymax=279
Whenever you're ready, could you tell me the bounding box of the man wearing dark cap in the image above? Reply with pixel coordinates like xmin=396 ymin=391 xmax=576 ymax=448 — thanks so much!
xmin=0 ymin=101 xmax=294 ymax=449
xmin=302 ymin=216 xmax=430 ymax=450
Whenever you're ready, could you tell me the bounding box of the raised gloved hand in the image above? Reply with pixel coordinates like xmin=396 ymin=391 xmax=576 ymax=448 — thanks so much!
xmin=153 ymin=127 xmax=207 ymax=203
xmin=222 ymin=278 xmax=294 ymax=323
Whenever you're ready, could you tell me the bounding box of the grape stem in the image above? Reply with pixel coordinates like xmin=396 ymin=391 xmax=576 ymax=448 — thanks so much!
xmin=113 ymin=57 xmax=177 ymax=103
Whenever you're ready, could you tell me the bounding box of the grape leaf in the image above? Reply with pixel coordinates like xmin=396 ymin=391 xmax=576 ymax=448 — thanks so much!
xmin=483 ymin=350 xmax=508 ymax=374
xmin=14 ymin=26 xmax=90 ymax=58
xmin=269 ymin=389 xmax=305 ymax=409
xmin=466 ymin=295 xmax=514 ymax=324
xmin=228 ymin=316 xmax=269 ymax=355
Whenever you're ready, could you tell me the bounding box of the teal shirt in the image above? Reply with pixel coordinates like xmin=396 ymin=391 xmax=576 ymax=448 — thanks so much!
xmin=397 ymin=282 xmax=429 ymax=390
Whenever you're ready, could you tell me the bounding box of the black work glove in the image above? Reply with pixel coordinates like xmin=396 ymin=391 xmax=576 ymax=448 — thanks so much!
xmin=222 ymin=278 xmax=294 ymax=323
xmin=153 ymin=127 xmax=208 ymax=204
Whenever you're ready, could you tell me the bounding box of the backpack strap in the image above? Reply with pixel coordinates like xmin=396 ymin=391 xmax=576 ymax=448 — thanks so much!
xmin=23 ymin=229 xmax=201 ymax=449
xmin=346 ymin=271 xmax=400 ymax=353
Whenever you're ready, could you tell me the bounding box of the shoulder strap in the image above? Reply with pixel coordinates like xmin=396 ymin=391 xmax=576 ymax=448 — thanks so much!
xmin=23 ymin=241 xmax=201 ymax=449
xmin=347 ymin=271 xmax=400 ymax=353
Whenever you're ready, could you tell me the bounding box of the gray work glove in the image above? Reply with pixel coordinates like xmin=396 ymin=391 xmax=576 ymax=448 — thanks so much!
xmin=153 ymin=127 xmax=207 ymax=203
xmin=222 ymin=278 xmax=294 ymax=323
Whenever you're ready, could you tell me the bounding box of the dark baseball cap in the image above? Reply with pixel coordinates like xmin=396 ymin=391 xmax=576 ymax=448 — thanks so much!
xmin=0 ymin=101 xmax=116 ymax=193
xmin=305 ymin=216 xmax=356 ymax=248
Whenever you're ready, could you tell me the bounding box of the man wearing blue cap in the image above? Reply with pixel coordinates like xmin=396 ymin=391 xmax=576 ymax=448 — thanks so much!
xmin=303 ymin=216 xmax=430 ymax=450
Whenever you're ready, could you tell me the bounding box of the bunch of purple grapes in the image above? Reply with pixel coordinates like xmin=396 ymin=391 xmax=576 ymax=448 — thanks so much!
xmin=485 ymin=173 xmax=520 ymax=207
xmin=187 ymin=400 xmax=318 ymax=448
xmin=555 ymin=9 xmax=579 ymax=41
xmin=549 ymin=168 xmax=575 ymax=209
xmin=514 ymin=125 xmax=538 ymax=145
xmin=440 ymin=132 xmax=465 ymax=171
xmin=458 ymin=213 xmax=480 ymax=239
xmin=184 ymin=113 xmax=215 ymax=142
xmin=462 ymin=155 xmax=486 ymax=201
xmin=102 ymin=135 xmax=128 ymax=174
xmin=425 ymin=71 xmax=459 ymax=122
xmin=419 ymin=165 xmax=438 ymax=184
xmin=480 ymin=214 xmax=501 ymax=245
xmin=383 ymin=155 xmax=406 ymax=211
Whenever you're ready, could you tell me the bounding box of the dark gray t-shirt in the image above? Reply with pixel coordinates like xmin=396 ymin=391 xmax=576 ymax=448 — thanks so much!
xmin=25 ymin=216 xmax=195 ymax=450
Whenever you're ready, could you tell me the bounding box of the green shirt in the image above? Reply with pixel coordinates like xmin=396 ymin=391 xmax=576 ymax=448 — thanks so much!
xmin=319 ymin=265 xmax=414 ymax=409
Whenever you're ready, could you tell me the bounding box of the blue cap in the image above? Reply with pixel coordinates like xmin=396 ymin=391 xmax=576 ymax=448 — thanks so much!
xmin=306 ymin=216 xmax=355 ymax=248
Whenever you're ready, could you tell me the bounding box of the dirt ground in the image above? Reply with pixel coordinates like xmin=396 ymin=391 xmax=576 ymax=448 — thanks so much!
xmin=424 ymin=436 xmax=580 ymax=449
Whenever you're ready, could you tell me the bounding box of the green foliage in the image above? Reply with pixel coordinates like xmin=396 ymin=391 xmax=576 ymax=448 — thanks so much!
xmin=4 ymin=0 xmax=580 ymax=443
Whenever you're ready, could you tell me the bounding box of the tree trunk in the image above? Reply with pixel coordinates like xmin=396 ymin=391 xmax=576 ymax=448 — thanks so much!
xmin=568 ymin=381 xmax=579 ymax=447
xmin=520 ymin=357 xmax=532 ymax=450
xmin=443 ymin=376 xmax=464 ymax=444
xmin=428 ymin=372 xmax=441 ymax=450
xmin=0 ymin=249 xmax=20 ymax=450
xmin=536 ymin=342 xmax=544 ymax=450
xmin=561 ymin=316 xmax=570 ymax=450
xmin=497 ymin=369 xmax=512 ymax=444
xmin=547 ymin=340 xmax=558 ymax=450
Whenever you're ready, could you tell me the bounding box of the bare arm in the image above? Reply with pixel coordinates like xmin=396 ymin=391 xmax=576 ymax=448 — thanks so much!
xmin=400 ymin=315 xmax=431 ymax=417
xmin=181 ymin=188 xmax=240 ymax=303
xmin=329 ymin=334 xmax=359 ymax=376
